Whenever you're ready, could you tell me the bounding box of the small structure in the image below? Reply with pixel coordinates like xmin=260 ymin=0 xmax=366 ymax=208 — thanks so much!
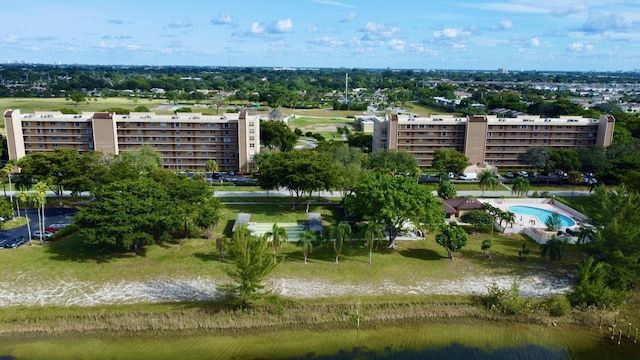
xmin=232 ymin=213 xmax=251 ymax=233
xmin=307 ymin=213 xmax=323 ymax=235
xmin=442 ymin=198 xmax=484 ymax=219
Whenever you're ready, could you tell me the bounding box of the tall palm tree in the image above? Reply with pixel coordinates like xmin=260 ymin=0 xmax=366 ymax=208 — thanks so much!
xmin=363 ymin=221 xmax=384 ymax=265
xmin=265 ymin=223 xmax=288 ymax=261
xmin=510 ymin=177 xmax=530 ymax=198
xmin=17 ymin=191 xmax=32 ymax=246
xmin=33 ymin=181 xmax=49 ymax=244
xmin=478 ymin=170 xmax=498 ymax=197
xmin=298 ymin=230 xmax=315 ymax=264
xmin=541 ymin=236 xmax=567 ymax=262
xmin=568 ymin=171 xmax=583 ymax=200
xmin=328 ymin=222 xmax=352 ymax=264
xmin=1 ymin=160 xmax=16 ymax=207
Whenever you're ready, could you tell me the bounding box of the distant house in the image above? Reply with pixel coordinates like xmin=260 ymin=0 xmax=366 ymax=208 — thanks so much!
xmin=441 ymin=198 xmax=484 ymax=220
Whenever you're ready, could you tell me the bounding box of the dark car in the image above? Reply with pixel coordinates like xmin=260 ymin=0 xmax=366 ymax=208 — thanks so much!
xmin=4 ymin=236 xmax=26 ymax=249
xmin=0 ymin=237 xmax=10 ymax=248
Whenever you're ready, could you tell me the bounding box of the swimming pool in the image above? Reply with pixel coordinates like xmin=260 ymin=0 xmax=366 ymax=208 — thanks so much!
xmin=507 ymin=206 xmax=576 ymax=227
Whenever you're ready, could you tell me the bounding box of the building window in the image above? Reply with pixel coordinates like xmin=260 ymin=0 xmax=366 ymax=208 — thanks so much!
xmin=250 ymin=143 xmax=255 ymax=148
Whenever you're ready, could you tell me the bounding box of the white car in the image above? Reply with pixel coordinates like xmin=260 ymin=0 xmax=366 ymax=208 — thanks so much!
xmin=31 ymin=231 xmax=55 ymax=240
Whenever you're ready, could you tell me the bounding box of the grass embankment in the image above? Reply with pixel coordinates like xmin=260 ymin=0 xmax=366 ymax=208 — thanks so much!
xmin=2 ymin=198 xmax=637 ymax=343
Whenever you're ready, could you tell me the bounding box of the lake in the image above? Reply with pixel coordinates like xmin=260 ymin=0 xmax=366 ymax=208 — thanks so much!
xmin=1 ymin=319 xmax=637 ymax=359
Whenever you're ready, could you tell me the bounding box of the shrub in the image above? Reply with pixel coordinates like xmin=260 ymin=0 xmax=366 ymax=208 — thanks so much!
xmin=546 ymin=295 xmax=571 ymax=316
xmin=484 ymin=280 xmax=531 ymax=315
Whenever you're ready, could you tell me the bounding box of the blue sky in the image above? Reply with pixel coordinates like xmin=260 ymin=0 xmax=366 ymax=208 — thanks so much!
xmin=2 ymin=0 xmax=640 ymax=71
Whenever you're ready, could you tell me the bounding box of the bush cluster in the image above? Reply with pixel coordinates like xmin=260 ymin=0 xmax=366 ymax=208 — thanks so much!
xmin=483 ymin=281 xmax=531 ymax=315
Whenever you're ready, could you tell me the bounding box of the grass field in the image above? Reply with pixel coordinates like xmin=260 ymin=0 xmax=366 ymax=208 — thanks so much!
xmin=0 ymin=201 xmax=580 ymax=286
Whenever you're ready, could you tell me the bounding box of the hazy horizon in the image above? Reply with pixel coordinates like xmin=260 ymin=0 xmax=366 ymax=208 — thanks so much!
xmin=2 ymin=1 xmax=640 ymax=72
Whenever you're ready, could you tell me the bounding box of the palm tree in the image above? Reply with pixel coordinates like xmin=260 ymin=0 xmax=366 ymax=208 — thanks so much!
xmin=298 ymin=230 xmax=315 ymax=264
xmin=363 ymin=221 xmax=384 ymax=265
xmin=541 ymin=236 xmax=567 ymax=262
xmin=502 ymin=211 xmax=516 ymax=228
xmin=510 ymin=177 xmax=530 ymax=197
xmin=265 ymin=223 xmax=288 ymax=261
xmin=328 ymin=222 xmax=351 ymax=264
xmin=33 ymin=182 xmax=48 ymax=245
xmin=17 ymin=191 xmax=32 ymax=246
xmin=568 ymin=171 xmax=583 ymax=200
xmin=1 ymin=160 xmax=16 ymax=207
xmin=544 ymin=212 xmax=562 ymax=232
xmin=478 ymin=170 xmax=498 ymax=197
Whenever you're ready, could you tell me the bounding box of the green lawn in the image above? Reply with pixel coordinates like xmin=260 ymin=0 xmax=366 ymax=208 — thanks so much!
xmin=0 ymin=202 xmax=581 ymax=287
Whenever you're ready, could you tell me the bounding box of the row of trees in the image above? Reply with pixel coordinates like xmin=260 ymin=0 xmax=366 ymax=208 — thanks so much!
xmin=6 ymin=147 xmax=222 ymax=253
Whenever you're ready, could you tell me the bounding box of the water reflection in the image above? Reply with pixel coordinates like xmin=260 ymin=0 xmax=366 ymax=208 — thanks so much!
xmin=295 ymin=343 xmax=568 ymax=359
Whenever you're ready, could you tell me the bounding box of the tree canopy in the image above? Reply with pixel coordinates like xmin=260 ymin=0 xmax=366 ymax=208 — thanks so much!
xmin=346 ymin=173 xmax=444 ymax=248
xmin=256 ymin=149 xmax=336 ymax=210
xmin=365 ymin=150 xmax=419 ymax=176
xmin=74 ymin=170 xmax=221 ymax=253
xmin=260 ymin=120 xmax=298 ymax=152
xmin=436 ymin=224 xmax=468 ymax=259
xmin=431 ymin=149 xmax=469 ymax=174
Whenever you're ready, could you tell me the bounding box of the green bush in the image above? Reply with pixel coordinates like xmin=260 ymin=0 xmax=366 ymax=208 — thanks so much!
xmin=546 ymin=295 xmax=571 ymax=317
xmin=484 ymin=280 xmax=531 ymax=315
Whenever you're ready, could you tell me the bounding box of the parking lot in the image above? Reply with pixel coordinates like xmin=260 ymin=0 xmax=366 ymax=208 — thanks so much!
xmin=0 ymin=208 xmax=76 ymax=249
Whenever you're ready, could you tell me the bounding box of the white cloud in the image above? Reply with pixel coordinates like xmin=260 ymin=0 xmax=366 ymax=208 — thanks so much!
xmin=580 ymin=12 xmax=633 ymax=33
xmin=167 ymin=20 xmax=192 ymax=29
xmin=388 ymin=39 xmax=405 ymax=51
xmin=309 ymin=36 xmax=344 ymax=47
xmin=433 ymin=28 xmax=471 ymax=39
xmin=409 ymin=42 xmax=438 ymax=56
xmin=530 ymin=37 xmax=540 ymax=46
xmin=500 ymin=19 xmax=513 ymax=29
xmin=550 ymin=4 xmax=588 ymax=17
xmin=461 ymin=2 xmax=548 ymax=14
xmin=360 ymin=22 xmax=401 ymax=41
xmin=269 ymin=19 xmax=293 ymax=33
xmin=249 ymin=22 xmax=264 ymax=35
xmin=567 ymin=42 xmax=594 ymax=51
xmin=211 ymin=13 xmax=232 ymax=25
xmin=340 ymin=12 xmax=357 ymax=23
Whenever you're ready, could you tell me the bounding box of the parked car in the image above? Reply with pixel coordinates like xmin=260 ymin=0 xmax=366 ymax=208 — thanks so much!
xmin=0 ymin=237 xmax=10 ymax=247
xmin=45 ymin=223 xmax=70 ymax=233
xmin=503 ymin=172 xmax=515 ymax=178
xmin=4 ymin=236 xmax=26 ymax=248
xmin=31 ymin=231 xmax=54 ymax=240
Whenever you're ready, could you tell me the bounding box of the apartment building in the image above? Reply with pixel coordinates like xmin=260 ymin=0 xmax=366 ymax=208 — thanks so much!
xmin=3 ymin=109 xmax=260 ymax=173
xmin=370 ymin=113 xmax=615 ymax=170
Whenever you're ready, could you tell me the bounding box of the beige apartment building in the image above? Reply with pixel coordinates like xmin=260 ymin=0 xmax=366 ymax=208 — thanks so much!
xmin=3 ymin=109 xmax=260 ymax=173
xmin=370 ymin=113 xmax=615 ymax=170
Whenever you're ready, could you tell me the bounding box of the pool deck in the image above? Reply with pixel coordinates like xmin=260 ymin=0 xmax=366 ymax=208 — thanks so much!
xmin=479 ymin=198 xmax=589 ymax=243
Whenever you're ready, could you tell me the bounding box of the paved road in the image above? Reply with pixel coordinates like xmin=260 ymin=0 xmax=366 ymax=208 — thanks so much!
xmin=214 ymin=188 xmax=593 ymax=198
